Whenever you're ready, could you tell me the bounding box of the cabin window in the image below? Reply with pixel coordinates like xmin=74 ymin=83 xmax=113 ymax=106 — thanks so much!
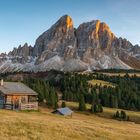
xmin=21 ymin=96 xmax=26 ymax=103
xmin=6 ymin=96 xmax=12 ymax=104
xmin=28 ymin=96 xmax=37 ymax=102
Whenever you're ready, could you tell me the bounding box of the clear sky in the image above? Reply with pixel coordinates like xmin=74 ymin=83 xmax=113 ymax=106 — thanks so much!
xmin=0 ymin=0 xmax=140 ymax=53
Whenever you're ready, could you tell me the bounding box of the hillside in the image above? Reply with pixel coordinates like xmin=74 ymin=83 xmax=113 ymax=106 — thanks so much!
xmin=1 ymin=71 xmax=140 ymax=140
xmin=0 ymin=108 xmax=140 ymax=140
xmin=4 ymin=70 xmax=140 ymax=112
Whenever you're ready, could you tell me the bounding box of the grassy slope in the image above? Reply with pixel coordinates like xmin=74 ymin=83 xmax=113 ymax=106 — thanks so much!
xmin=99 ymin=72 xmax=140 ymax=77
xmin=66 ymin=102 xmax=140 ymax=124
xmin=0 ymin=106 xmax=140 ymax=140
xmin=88 ymin=79 xmax=116 ymax=87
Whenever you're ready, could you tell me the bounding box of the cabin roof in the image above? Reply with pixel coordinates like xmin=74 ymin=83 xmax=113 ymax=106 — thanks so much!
xmin=55 ymin=107 xmax=73 ymax=115
xmin=0 ymin=82 xmax=37 ymax=95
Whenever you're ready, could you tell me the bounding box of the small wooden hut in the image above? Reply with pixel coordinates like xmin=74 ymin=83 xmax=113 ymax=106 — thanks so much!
xmin=53 ymin=107 xmax=73 ymax=116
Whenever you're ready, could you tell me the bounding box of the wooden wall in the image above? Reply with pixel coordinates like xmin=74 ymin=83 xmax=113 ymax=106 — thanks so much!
xmin=4 ymin=95 xmax=38 ymax=110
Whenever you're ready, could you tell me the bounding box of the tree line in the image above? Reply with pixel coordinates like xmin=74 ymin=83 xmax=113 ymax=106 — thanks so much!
xmin=23 ymin=71 xmax=140 ymax=111
xmin=24 ymin=78 xmax=58 ymax=109
xmin=58 ymin=72 xmax=140 ymax=111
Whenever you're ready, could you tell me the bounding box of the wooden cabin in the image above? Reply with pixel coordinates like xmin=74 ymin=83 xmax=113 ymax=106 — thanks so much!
xmin=0 ymin=79 xmax=38 ymax=110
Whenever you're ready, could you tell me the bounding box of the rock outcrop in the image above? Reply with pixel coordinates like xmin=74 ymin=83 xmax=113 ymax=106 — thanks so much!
xmin=8 ymin=43 xmax=33 ymax=57
xmin=7 ymin=43 xmax=34 ymax=64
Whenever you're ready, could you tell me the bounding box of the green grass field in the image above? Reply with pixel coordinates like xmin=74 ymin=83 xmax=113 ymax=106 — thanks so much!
xmin=0 ymin=103 xmax=140 ymax=140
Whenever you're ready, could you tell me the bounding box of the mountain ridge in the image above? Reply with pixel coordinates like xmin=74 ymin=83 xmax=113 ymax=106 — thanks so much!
xmin=0 ymin=15 xmax=140 ymax=73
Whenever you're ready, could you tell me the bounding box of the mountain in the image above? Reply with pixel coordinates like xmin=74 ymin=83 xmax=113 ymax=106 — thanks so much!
xmin=0 ymin=15 xmax=140 ymax=73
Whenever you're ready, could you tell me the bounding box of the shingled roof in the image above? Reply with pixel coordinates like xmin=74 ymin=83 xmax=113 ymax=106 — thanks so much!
xmin=54 ymin=107 xmax=73 ymax=116
xmin=0 ymin=82 xmax=37 ymax=95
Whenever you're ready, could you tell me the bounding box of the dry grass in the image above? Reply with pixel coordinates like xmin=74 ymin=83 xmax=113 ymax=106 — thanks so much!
xmin=66 ymin=101 xmax=140 ymax=123
xmin=100 ymin=72 xmax=140 ymax=77
xmin=88 ymin=79 xmax=116 ymax=87
xmin=0 ymin=106 xmax=140 ymax=140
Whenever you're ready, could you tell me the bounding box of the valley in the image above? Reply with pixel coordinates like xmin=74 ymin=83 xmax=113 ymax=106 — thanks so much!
xmin=0 ymin=1 xmax=140 ymax=140
xmin=0 ymin=70 xmax=140 ymax=140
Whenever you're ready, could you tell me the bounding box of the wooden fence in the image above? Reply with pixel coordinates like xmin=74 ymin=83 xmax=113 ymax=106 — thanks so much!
xmin=20 ymin=102 xmax=38 ymax=110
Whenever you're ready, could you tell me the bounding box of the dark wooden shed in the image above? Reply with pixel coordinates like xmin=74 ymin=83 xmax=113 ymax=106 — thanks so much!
xmin=0 ymin=80 xmax=38 ymax=110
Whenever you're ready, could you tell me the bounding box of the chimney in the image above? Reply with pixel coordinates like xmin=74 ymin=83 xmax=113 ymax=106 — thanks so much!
xmin=0 ymin=79 xmax=4 ymax=86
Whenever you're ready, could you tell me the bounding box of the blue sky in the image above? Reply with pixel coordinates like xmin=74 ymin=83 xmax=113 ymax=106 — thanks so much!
xmin=0 ymin=0 xmax=140 ymax=53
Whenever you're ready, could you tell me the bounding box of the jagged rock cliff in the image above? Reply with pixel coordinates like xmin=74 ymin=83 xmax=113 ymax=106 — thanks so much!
xmin=0 ymin=15 xmax=140 ymax=73
xmin=33 ymin=15 xmax=76 ymax=57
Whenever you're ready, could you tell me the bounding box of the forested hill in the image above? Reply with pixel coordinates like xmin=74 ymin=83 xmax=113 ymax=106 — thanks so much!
xmin=3 ymin=70 xmax=140 ymax=111
xmin=58 ymin=72 xmax=140 ymax=111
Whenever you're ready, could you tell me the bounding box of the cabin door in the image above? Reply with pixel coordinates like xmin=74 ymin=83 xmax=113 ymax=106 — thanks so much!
xmin=0 ymin=96 xmax=4 ymax=108
xmin=13 ymin=96 xmax=19 ymax=110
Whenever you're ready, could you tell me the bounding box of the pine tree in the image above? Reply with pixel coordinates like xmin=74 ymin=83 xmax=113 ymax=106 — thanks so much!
xmin=93 ymin=104 xmax=98 ymax=113
xmin=47 ymin=87 xmax=58 ymax=109
xmin=43 ymin=82 xmax=49 ymax=101
xmin=61 ymin=101 xmax=66 ymax=108
xmin=114 ymin=96 xmax=118 ymax=108
xmin=98 ymin=104 xmax=103 ymax=112
xmin=115 ymin=111 xmax=120 ymax=118
xmin=91 ymin=104 xmax=95 ymax=113
xmin=54 ymin=100 xmax=58 ymax=109
xmin=78 ymin=94 xmax=86 ymax=111
xmin=120 ymin=110 xmax=127 ymax=120
xmin=131 ymin=103 xmax=136 ymax=111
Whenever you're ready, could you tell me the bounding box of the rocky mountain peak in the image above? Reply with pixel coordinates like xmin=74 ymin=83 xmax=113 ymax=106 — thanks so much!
xmin=8 ymin=43 xmax=33 ymax=57
xmin=76 ymin=19 xmax=116 ymax=60
xmin=66 ymin=15 xmax=73 ymax=28
xmin=50 ymin=15 xmax=74 ymax=31
xmin=58 ymin=15 xmax=73 ymax=29
xmin=0 ymin=15 xmax=140 ymax=73
xmin=99 ymin=22 xmax=115 ymax=40
xmin=87 ymin=20 xmax=115 ymax=40
xmin=33 ymin=15 xmax=76 ymax=61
